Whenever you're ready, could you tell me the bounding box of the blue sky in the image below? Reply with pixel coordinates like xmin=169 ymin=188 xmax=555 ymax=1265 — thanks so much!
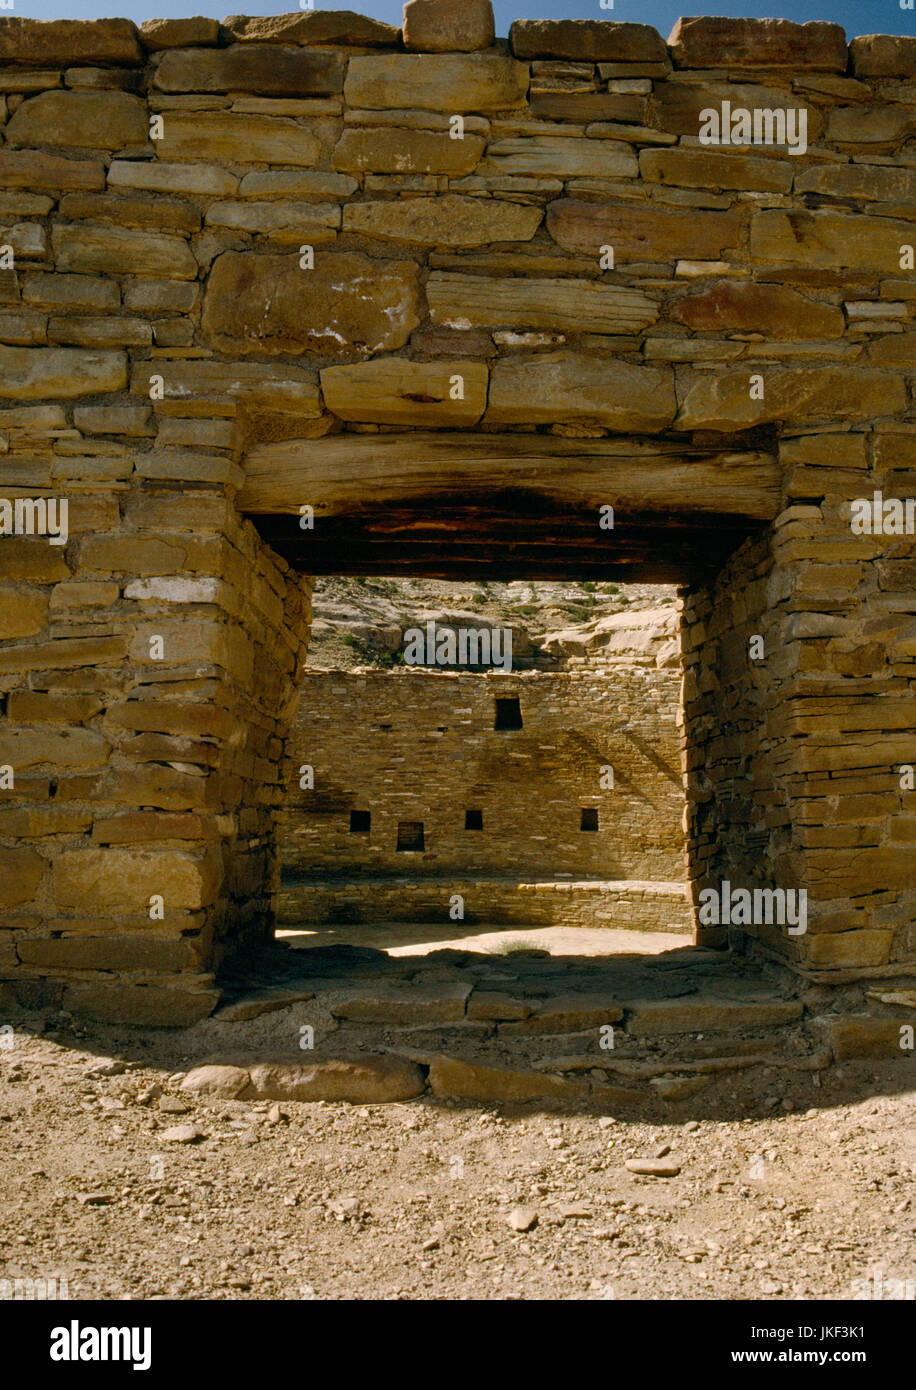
xmin=20 ymin=1 xmax=916 ymax=41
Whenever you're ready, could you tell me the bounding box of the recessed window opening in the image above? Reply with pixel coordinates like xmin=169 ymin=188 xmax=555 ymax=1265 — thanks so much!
xmin=397 ymin=820 xmax=425 ymax=852
xmin=465 ymin=809 xmax=483 ymax=830
xmin=581 ymin=807 xmax=599 ymax=832
xmin=494 ymin=696 xmax=523 ymax=730
xmin=350 ymin=810 xmax=371 ymax=833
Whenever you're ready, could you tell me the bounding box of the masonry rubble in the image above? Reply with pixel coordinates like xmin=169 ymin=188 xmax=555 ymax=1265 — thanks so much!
xmin=0 ymin=9 xmax=912 ymax=1024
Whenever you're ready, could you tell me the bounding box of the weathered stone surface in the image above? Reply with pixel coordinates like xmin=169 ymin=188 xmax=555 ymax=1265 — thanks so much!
xmin=0 ymin=847 xmax=46 ymax=907
xmin=403 ymin=0 xmax=495 ymax=54
xmin=0 ymin=588 xmax=47 ymax=638
xmin=466 ymin=991 xmax=533 ymax=1021
xmin=345 ymin=54 xmax=529 ymax=113
xmin=827 ymin=105 xmax=916 ymax=146
xmin=427 ymin=271 xmax=656 ymax=334
xmin=154 ymin=45 xmax=344 ymax=96
xmin=5 ymin=91 xmax=147 ymax=150
xmin=344 ymin=194 xmax=541 ymax=247
xmin=244 ymin=1056 xmax=426 ymax=1102
xmin=238 ymin=170 xmax=356 ymax=199
xmin=58 ymin=192 xmax=201 ymax=235
xmin=321 ymin=359 xmax=488 ymax=426
xmin=807 ymin=931 xmax=893 ymax=968
xmin=333 ymin=127 xmax=485 ymax=175
xmin=668 ymin=17 xmax=847 ymax=72
xmin=225 ymin=12 xmax=400 ymax=47
xmin=509 ymin=20 xmax=666 ymax=64
xmin=482 ymin=137 xmax=637 ymax=179
xmin=109 ymin=160 xmax=239 ymax=196
xmin=0 ymin=150 xmax=105 ymax=191
xmin=625 ymin=998 xmax=804 ymax=1035
xmin=750 ymin=211 xmax=916 ymax=272
xmin=329 ymin=982 xmax=471 ymax=1024
xmin=54 ymin=847 xmax=222 ymax=912
xmin=647 ymin=83 xmax=822 ymax=142
xmin=53 ymin=225 xmax=197 ymax=279
xmin=157 ymin=113 xmax=320 ymax=164
xmin=428 ymin=1054 xmax=589 ymax=1102
xmin=794 ymin=162 xmax=916 ymax=204
xmin=0 ymin=18 xmax=143 ymax=67
xmin=625 ymin=1157 xmax=681 ymax=1176
xmin=180 ymin=1064 xmax=250 ymax=1098
xmin=822 ymin=1016 xmax=911 ymax=1060
xmin=204 ymin=200 xmax=339 ymax=240
xmin=677 ymin=367 xmax=905 ymax=431
xmin=673 ymin=283 xmax=844 ymax=339
xmin=0 ymin=728 xmax=107 ymax=768
xmin=487 ymin=352 xmax=675 ymax=431
xmin=500 ymin=992 xmax=624 ymax=1035
xmin=202 ymin=250 xmax=420 ymax=356
xmin=640 ymin=147 xmax=793 ymax=194
xmin=139 ymin=18 xmax=221 ymax=51
xmin=546 ymin=198 xmax=742 ymax=262
xmin=0 ymin=345 xmax=125 ymax=398
xmin=63 ymin=982 xmax=219 ymax=1026
xmin=850 ymin=35 xmax=916 ymax=78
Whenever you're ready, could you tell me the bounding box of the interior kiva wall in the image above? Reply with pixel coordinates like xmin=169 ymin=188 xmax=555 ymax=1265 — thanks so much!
xmin=0 ymin=11 xmax=913 ymax=1022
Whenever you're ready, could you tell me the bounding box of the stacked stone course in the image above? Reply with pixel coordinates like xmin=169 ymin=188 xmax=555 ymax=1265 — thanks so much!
xmin=0 ymin=9 xmax=912 ymax=1020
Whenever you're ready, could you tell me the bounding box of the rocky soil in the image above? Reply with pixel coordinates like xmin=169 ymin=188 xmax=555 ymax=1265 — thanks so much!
xmin=2 ymin=980 xmax=912 ymax=1302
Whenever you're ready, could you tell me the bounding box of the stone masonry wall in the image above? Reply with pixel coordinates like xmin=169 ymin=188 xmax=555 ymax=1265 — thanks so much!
xmin=0 ymin=11 xmax=914 ymax=1019
xmin=280 ymin=665 xmax=685 ymax=884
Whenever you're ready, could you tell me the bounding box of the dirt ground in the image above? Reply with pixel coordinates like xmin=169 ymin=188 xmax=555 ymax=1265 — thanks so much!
xmin=2 ymin=965 xmax=913 ymax=1302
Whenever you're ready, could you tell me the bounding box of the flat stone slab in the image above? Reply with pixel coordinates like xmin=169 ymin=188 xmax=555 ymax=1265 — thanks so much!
xmin=245 ymin=1056 xmax=426 ymax=1103
xmin=499 ymin=993 xmax=624 ymax=1036
xmin=215 ymin=985 xmax=315 ymax=1022
xmin=467 ymin=990 xmax=534 ymax=1021
xmin=624 ymin=997 xmax=804 ymax=1035
xmin=330 ymin=981 xmax=471 ymax=1025
xmin=428 ymin=1054 xmax=588 ymax=1102
xmin=181 ymin=1064 xmax=250 ymax=1099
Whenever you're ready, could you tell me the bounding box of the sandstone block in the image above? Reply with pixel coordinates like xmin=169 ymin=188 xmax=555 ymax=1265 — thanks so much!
xmin=345 ymin=54 xmax=529 ymax=113
xmin=155 ymin=45 xmax=344 ymax=96
xmin=245 ymin=1056 xmax=426 ymax=1103
xmin=74 ymin=404 xmax=152 ymax=434
xmin=547 ymin=198 xmax=742 ymax=262
xmin=204 ymin=199 xmax=339 ymax=241
xmin=53 ymin=224 xmax=197 ymax=279
xmin=0 ymin=18 xmax=143 ymax=66
xmin=676 ymin=366 xmax=906 ymax=431
xmin=499 ymin=993 xmax=624 ymax=1035
xmin=330 ymin=982 xmax=471 ymax=1025
xmin=509 ymin=20 xmax=666 ymax=63
xmin=22 ymin=273 xmax=119 ymax=312
xmin=673 ymin=283 xmax=844 ymax=339
xmin=333 ymin=127 xmax=485 ymax=175
xmin=750 ymin=210 xmax=915 ymax=272
xmin=157 ymin=113 xmax=320 ymax=165
xmin=0 ymin=345 xmax=126 ymax=398
xmin=850 ymin=35 xmax=916 ymax=78
xmin=62 ymin=981 xmax=219 ymax=1027
xmin=647 ymin=83 xmax=822 ymax=142
xmin=487 ymin=351 xmax=675 ymax=431
xmin=466 ymin=991 xmax=533 ymax=1021
xmin=344 ymin=194 xmax=541 ymax=247
xmin=807 ymin=931 xmax=893 ymax=968
xmin=827 ymin=106 xmax=915 ymax=145
xmin=0 ymin=586 xmax=47 ymax=638
xmin=238 ymin=170 xmax=357 ymax=199
xmin=668 ymin=17 xmax=847 ymax=72
xmin=0 ymin=728 xmax=107 ymax=769
xmin=482 ymin=136 xmax=637 ymax=179
xmin=54 ymin=847 xmax=222 ymax=912
xmin=0 ymin=847 xmax=46 ymax=908
xmin=225 ymin=12 xmax=400 ymax=47
xmin=5 ymin=91 xmax=147 ymax=150
xmin=820 ymin=1015 xmax=912 ymax=1060
xmin=625 ymin=999 xmax=803 ymax=1034
xmin=0 ymin=150 xmax=104 ymax=192
xmin=428 ymin=1055 xmax=589 ymax=1102
xmin=427 ymin=271 xmax=656 ymax=333
xmin=7 ymin=691 xmax=102 ymax=722
xmin=202 ymin=249 xmax=421 ymax=356
xmin=403 ymin=0 xmax=495 ymax=54
xmin=180 ymin=1064 xmax=250 ymax=1098
xmin=794 ymin=163 xmax=916 ymax=204
xmin=640 ymin=147 xmax=792 ymax=194
xmin=108 ymin=160 xmax=239 ymax=196
xmin=18 ymin=935 xmax=202 ymax=972
xmin=139 ymin=18 xmax=222 ymax=50
xmin=321 ymin=358 xmax=487 ymax=426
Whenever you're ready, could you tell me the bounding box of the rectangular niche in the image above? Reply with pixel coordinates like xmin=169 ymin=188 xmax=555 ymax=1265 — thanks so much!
xmin=350 ymin=810 xmax=371 ymax=833
xmin=464 ymin=809 xmax=483 ymax=830
xmin=580 ymin=808 xmax=599 ymax=832
xmin=494 ymin=696 xmax=523 ymax=730
xmin=397 ymin=820 xmax=425 ymax=852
